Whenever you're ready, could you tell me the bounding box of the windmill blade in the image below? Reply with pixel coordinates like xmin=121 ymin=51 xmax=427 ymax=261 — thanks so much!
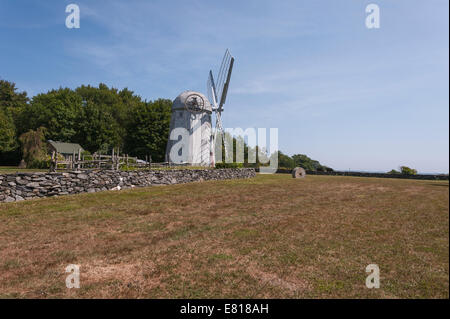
xmin=218 ymin=56 xmax=234 ymax=110
xmin=208 ymin=49 xmax=235 ymax=165
xmin=207 ymin=70 xmax=218 ymax=107
xmin=215 ymin=49 xmax=233 ymax=107
xmin=216 ymin=51 xmax=229 ymax=99
xmin=216 ymin=50 xmax=229 ymax=95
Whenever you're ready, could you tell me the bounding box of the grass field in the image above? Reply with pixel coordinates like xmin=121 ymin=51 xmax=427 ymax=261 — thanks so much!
xmin=0 ymin=166 xmax=209 ymax=174
xmin=0 ymin=166 xmax=47 ymax=174
xmin=0 ymin=174 xmax=448 ymax=298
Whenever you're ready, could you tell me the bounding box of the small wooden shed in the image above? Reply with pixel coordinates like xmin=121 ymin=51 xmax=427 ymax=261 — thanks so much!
xmin=47 ymin=140 xmax=84 ymax=160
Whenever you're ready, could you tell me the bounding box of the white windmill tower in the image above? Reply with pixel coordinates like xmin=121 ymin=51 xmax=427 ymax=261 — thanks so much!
xmin=165 ymin=49 xmax=234 ymax=167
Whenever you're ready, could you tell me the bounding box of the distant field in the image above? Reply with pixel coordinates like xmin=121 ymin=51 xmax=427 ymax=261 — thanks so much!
xmin=0 ymin=174 xmax=448 ymax=298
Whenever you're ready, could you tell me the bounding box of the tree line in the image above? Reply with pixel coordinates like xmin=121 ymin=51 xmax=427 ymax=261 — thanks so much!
xmin=0 ymin=80 xmax=172 ymax=166
xmin=0 ymin=79 xmax=332 ymax=171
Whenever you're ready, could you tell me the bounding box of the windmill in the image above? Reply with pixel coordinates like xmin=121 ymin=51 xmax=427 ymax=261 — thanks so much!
xmin=165 ymin=49 xmax=234 ymax=167
xmin=207 ymin=49 xmax=235 ymax=166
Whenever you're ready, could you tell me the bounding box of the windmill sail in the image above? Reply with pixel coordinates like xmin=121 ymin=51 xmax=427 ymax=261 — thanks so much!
xmin=207 ymin=70 xmax=218 ymax=107
xmin=219 ymin=56 xmax=234 ymax=110
xmin=215 ymin=49 xmax=234 ymax=108
xmin=206 ymin=49 xmax=235 ymax=166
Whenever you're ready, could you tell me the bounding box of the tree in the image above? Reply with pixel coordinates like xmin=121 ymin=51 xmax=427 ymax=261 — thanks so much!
xmin=214 ymin=132 xmax=258 ymax=168
xmin=20 ymin=88 xmax=82 ymax=141
xmin=1 ymin=78 xmax=337 ymax=168
xmin=0 ymin=109 xmax=17 ymax=152
xmin=19 ymin=127 xmax=48 ymax=168
xmin=292 ymin=154 xmax=317 ymax=170
xmin=13 ymin=83 xmax=171 ymax=158
xmin=74 ymin=100 xmax=122 ymax=153
xmin=0 ymin=79 xmax=29 ymax=113
xmin=0 ymin=80 xmax=29 ymax=164
xmin=388 ymin=169 xmax=400 ymax=174
xmin=278 ymin=151 xmax=295 ymax=169
xmin=124 ymin=99 xmax=172 ymax=161
xmin=400 ymin=166 xmax=417 ymax=175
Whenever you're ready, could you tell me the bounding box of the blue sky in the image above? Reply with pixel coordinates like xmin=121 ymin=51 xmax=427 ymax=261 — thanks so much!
xmin=0 ymin=0 xmax=448 ymax=173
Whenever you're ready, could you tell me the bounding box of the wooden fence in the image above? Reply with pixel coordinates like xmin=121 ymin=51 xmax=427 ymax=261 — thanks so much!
xmin=49 ymin=149 xmax=181 ymax=171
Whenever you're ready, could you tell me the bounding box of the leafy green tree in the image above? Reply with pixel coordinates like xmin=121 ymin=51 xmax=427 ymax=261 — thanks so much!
xmin=292 ymin=154 xmax=317 ymax=170
xmin=388 ymin=169 xmax=400 ymax=174
xmin=124 ymin=99 xmax=172 ymax=161
xmin=75 ymin=84 xmax=145 ymax=144
xmin=16 ymin=83 xmax=150 ymax=156
xmin=290 ymin=153 xmax=332 ymax=171
xmin=0 ymin=109 xmax=17 ymax=152
xmin=19 ymin=127 xmax=49 ymax=168
xmin=278 ymin=151 xmax=295 ymax=169
xmin=400 ymin=166 xmax=417 ymax=175
xmin=20 ymin=88 xmax=82 ymax=141
xmin=0 ymin=79 xmax=28 ymax=113
xmin=74 ymin=100 xmax=122 ymax=153
xmin=1 ymin=79 xmax=338 ymax=168
xmin=0 ymin=80 xmax=29 ymax=164
xmin=214 ymin=132 xmax=259 ymax=167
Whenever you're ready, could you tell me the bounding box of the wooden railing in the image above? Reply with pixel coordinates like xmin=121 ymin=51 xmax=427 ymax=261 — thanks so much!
xmin=50 ymin=149 xmax=187 ymax=171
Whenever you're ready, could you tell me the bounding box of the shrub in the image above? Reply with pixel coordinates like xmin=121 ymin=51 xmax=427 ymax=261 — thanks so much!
xmin=400 ymin=166 xmax=417 ymax=175
xmin=215 ymin=162 xmax=244 ymax=169
xmin=19 ymin=127 xmax=48 ymax=168
xmin=81 ymin=150 xmax=92 ymax=161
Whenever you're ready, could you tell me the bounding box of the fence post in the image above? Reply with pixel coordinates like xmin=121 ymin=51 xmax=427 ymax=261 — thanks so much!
xmin=112 ymin=148 xmax=115 ymax=170
xmin=77 ymin=148 xmax=81 ymax=170
xmin=117 ymin=148 xmax=120 ymax=170
xmin=50 ymin=151 xmax=56 ymax=172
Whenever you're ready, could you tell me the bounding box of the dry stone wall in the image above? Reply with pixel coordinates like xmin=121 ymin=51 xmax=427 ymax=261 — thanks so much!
xmin=0 ymin=168 xmax=256 ymax=203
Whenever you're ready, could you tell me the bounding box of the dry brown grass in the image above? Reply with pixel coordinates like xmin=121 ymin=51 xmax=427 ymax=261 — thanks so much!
xmin=0 ymin=174 xmax=448 ymax=298
xmin=0 ymin=166 xmax=47 ymax=174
